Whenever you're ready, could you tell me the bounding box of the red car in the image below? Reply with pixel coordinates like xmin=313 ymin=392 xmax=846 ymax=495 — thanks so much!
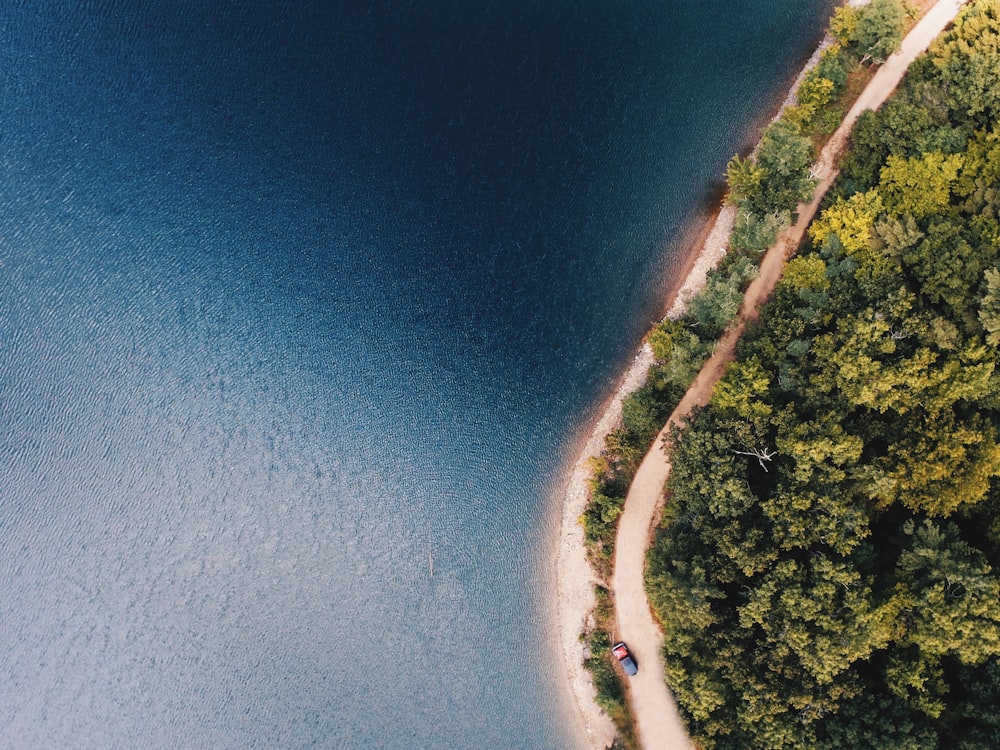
xmin=612 ymin=642 xmax=638 ymax=676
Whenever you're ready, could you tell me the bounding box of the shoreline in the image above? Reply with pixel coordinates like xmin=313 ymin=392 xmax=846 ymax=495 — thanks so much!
xmin=552 ymin=197 xmax=736 ymax=750
xmin=552 ymin=17 xmax=840 ymax=748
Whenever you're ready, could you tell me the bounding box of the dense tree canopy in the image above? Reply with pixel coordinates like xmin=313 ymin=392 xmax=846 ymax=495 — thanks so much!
xmin=648 ymin=3 xmax=1000 ymax=747
xmin=852 ymin=0 xmax=907 ymax=64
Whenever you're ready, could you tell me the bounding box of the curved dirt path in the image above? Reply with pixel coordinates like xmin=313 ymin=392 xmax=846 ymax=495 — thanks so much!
xmin=609 ymin=2 xmax=967 ymax=747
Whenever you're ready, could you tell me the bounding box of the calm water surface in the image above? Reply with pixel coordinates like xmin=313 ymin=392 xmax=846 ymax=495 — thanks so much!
xmin=0 ymin=1 xmax=833 ymax=746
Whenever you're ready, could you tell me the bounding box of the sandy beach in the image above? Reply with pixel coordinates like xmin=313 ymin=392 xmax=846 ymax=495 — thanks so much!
xmin=552 ymin=197 xmax=736 ymax=750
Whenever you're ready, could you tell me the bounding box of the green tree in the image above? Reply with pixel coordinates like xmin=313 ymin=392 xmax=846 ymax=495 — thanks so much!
xmin=902 ymin=218 xmax=987 ymax=326
xmin=930 ymin=0 xmax=1000 ymax=126
xmin=867 ymin=409 xmax=1000 ymax=515
xmin=654 ymin=330 xmax=711 ymax=389
xmin=829 ymin=5 xmax=859 ymax=45
xmin=738 ymin=556 xmax=900 ymax=687
xmin=713 ymin=358 xmax=776 ymax=472
xmin=713 ymin=357 xmax=771 ymax=422
xmin=725 ymin=154 xmax=765 ymax=208
xmin=808 ymin=189 xmax=884 ymax=255
xmin=979 ymin=267 xmax=1000 ymax=345
xmin=871 ymin=213 xmax=924 ymax=260
xmin=852 ymin=0 xmax=906 ymax=64
xmin=688 ymin=257 xmax=757 ymax=339
xmin=621 ymin=384 xmax=670 ymax=441
xmin=756 ymin=120 xmax=816 ymax=213
xmin=785 ymin=68 xmax=836 ymax=131
xmin=896 ymin=520 xmax=1000 ymax=664
xmin=815 ymin=44 xmax=849 ymax=91
xmin=730 ymin=209 xmax=790 ymax=256
xmin=879 ymin=151 xmax=963 ymax=219
xmin=798 ymin=72 xmax=836 ymax=113
xmin=781 ymin=254 xmax=830 ymax=295
xmin=648 ymin=318 xmax=686 ymax=361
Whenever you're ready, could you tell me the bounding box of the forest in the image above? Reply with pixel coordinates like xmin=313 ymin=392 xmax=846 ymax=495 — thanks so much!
xmin=646 ymin=1 xmax=1000 ymax=747
xmin=580 ymin=2 xmax=919 ymax=744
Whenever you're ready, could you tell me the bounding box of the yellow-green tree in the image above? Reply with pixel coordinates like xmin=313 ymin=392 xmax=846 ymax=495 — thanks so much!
xmin=808 ymin=189 xmax=884 ymax=255
xmin=879 ymin=151 xmax=963 ymax=219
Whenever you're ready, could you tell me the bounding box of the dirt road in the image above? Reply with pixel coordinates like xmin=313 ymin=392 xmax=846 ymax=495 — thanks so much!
xmin=609 ymin=2 xmax=967 ymax=747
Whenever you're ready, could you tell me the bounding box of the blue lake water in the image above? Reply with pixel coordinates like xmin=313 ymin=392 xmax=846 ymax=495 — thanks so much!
xmin=0 ymin=1 xmax=834 ymax=747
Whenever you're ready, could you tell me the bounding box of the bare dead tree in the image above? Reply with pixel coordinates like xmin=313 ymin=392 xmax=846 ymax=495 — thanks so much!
xmin=732 ymin=445 xmax=778 ymax=470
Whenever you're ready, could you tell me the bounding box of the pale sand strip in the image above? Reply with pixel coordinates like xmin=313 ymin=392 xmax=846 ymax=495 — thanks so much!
xmin=550 ymin=52 xmax=795 ymax=750
xmin=555 ymin=345 xmax=652 ymax=750
xmin=553 ymin=201 xmax=738 ymax=750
